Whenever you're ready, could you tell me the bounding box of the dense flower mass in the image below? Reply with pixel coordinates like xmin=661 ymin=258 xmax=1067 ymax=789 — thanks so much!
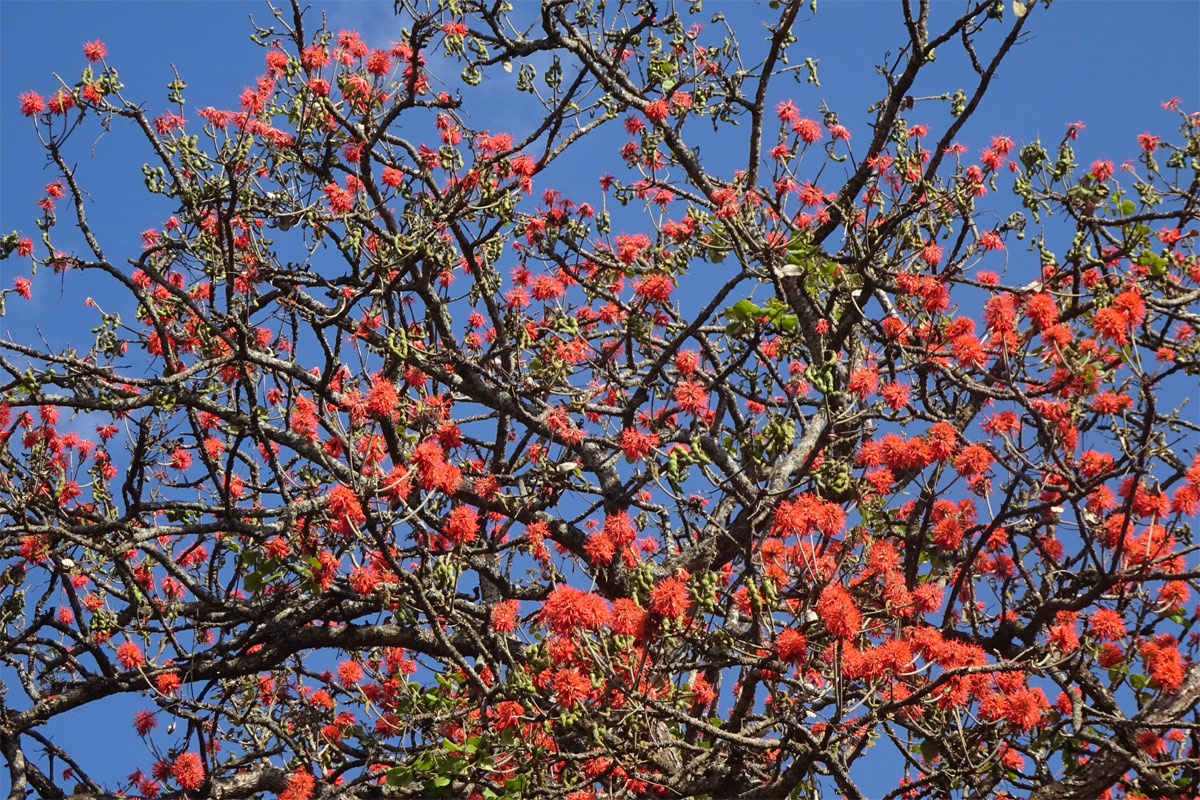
xmin=816 ymin=583 xmax=862 ymax=640
xmin=171 ymin=752 xmax=204 ymax=790
xmin=326 ymin=484 xmax=366 ymax=536
xmin=3 ymin=4 xmax=1197 ymax=800
xmin=539 ymin=586 xmax=611 ymax=635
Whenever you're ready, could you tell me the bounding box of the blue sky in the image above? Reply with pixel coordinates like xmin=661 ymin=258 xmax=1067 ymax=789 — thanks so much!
xmin=1 ymin=0 xmax=1198 ymax=796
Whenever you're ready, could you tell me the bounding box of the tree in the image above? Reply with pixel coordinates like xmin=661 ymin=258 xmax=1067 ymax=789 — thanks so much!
xmin=1 ymin=0 xmax=1198 ymax=798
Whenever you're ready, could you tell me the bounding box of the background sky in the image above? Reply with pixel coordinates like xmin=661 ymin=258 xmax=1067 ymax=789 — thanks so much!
xmin=1 ymin=0 xmax=1198 ymax=796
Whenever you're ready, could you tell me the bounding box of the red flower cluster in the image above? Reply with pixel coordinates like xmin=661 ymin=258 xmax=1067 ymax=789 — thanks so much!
xmin=171 ymin=752 xmax=205 ymax=790
xmin=279 ymin=770 xmax=316 ymax=800
xmin=539 ymin=585 xmax=610 ymax=635
xmin=1142 ymin=635 xmax=1185 ymax=692
xmin=443 ymin=504 xmax=480 ymax=546
xmin=648 ymin=574 xmax=691 ymax=620
xmin=770 ymin=492 xmax=846 ymax=538
xmin=326 ymin=484 xmax=365 ymax=536
xmin=816 ymin=583 xmax=861 ymax=640
xmin=116 ymin=640 xmax=145 ymax=670
xmin=490 ymin=599 xmax=520 ymax=633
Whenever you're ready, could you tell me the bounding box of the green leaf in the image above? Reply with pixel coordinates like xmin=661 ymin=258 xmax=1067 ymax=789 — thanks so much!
xmin=724 ymin=299 xmax=762 ymax=335
xmin=726 ymin=299 xmax=759 ymax=322
xmin=385 ymin=766 xmax=413 ymax=787
xmin=1129 ymin=673 xmax=1148 ymax=690
xmin=787 ymin=233 xmax=818 ymax=263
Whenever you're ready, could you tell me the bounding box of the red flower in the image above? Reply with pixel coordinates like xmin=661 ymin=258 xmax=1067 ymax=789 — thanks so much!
xmin=1092 ymin=391 xmax=1133 ymax=415
xmin=13 ymin=277 xmax=31 ymax=300
xmin=323 ymin=182 xmax=354 ymax=214
xmin=366 ymin=49 xmax=392 ymax=77
xmin=770 ymin=493 xmax=846 ymax=537
xmin=926 ymin=422 xmax=958 ymax=462
xmin=954 ymin=444 xmax=993 ymax=478
xmin=999 ymin=744 xmax=1024 ymax=771
xmin=619 ymin=428 xmax=659 ymax=462
xmin=775 ymin=628 xmax=808 ymax=663
xmin=1093 ymin=307 xmax=1130 ymax=345
xmin=19 ymin=91 xmax=45 ymax=117
xmin=133 ymin=710 xmax=157 ymax=736
xmin=1158 ymin=581 xmax=1190 ymax=614
xmin=610 ymin=598 xmax=650 ymax=638
xmin=171 ymin=752 xmax=205 ymax=790
xmin=1137 ymin=730 xmax=1167 ymax=758
xmin=280 ymin=770 xmax=316 ymax=800
xmin=48 ymin=90 xmax=75 ymax=115
xmin=644 ymin=99 xmax=669 ymax=123
xmin=603 ymin=511 xmax=637 ymax=551
xmin=1003 ymin=687 xmax=1047 ymax=732
xmin=673 ymin=381 xmax=709 ymax=415
xmin=920 ymin=241 xmax=943 ymax=267
xmin=347 ymin=565 xmax=382 ymax=595
xmin=365 ymin=374 xmax=398 ymax=419
xmin=552 ymin=667 xmax=592 ymax=707
xmin=338 ymin=659 xmax=364 ymax=686
xmin=489 ymin=700 xmax=525 ymax=730
xmin=1113 ymin=288 xmax=1146 ymax=326
xmin=615 ymin=233 xmax=651 ymax=265
xmin=633 ymin=273 xmax=673 ymax=302
xmin=793 ymin=118 xmax=822 ymax=144
xmin=169 ymin=447 xmax=192 ymax=471
xmin=816 ymin=583 xmax=861 ymax=640
xmin=443 ymin=504 xmax=480 ymax=546
xmin=116 ymin=640 xmax=145 ymax=670
xmin=539 ymin=585 xmax=610 ymax=635
xmin=1022 ymin=292 xmax=1059 ymax=330
xmin=154 ymin=672 xmax=182 ymax=695
xmin=648 ymin=575 xmax=690 ymax=620
xmin=380 ymin=166 xmax=403 ymax=188
xmin=676 ymin=350 xmax=699 ymax=375
xmin=584 ymin=529 xmax=615 ymax=565
xmin=879 ymin=381 xmax=909 ymax=411
xmin=490 ymin=599 xmax=520 ymax=634
xmin=82 ymin=39 xmax=107 ymax=61
xmin=978 ymin=231 xmax=1004 ymax=250
xmin=846 ymin=365 xmax=878 ymax=400
xmin=1142 ymin=635 xmax=1185 ymax=691
xmin=326 ymin=484 xmax=365 ymax=536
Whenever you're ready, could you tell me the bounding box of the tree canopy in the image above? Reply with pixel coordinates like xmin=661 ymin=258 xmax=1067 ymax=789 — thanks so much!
xmin=2 ymin=1 xmax=1199 ymax=799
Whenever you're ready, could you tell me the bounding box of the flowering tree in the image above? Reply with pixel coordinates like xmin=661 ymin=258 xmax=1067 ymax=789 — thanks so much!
xmin=2 ymin=1 xmax=1199 ymax=798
